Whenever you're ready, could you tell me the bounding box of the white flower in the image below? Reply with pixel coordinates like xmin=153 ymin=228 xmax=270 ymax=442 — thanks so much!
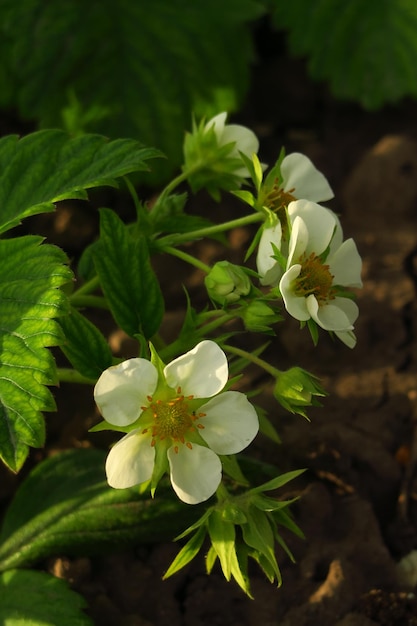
xmin=94 ymin=340 xmax=259 ymax=505
xmin=279 ymin=200 xmax=362 ymax=347
xmin=256 ymin=222 xmax=283 ymax=287
xmin=205 ymin=112 xmax=259 ymax=177
xmin=279 ymin=153 xmax=334 ymax=204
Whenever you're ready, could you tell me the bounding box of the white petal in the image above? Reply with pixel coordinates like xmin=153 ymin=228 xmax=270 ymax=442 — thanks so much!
xmin=164 ymin=340 xmax=228 ymax=398
xmin=168 ymin=444 xmax=221 ymax=504
xmin=199 ymin=391 xmax=259 ymax=454
xmin=256 ymin=224 xmax=283 ymax=286
xmin=307 ymin=295 xmax=358 ymax=331
xmin=335 ymin=330 xmax=357 ymax=348
xmin=287 ymin=216 xmax=309 ymax=267
xmin=288 ymin=200 xmax=336 ymax=255
xmin=221 ymin=124 xmax=259 ymax=159
xmin=105 ymin=430 xmax=155 ymax=488
xmin=94 ymin=359 xmax=158 ymax=426
xmin=205 ymin=112 xmax=227 ymax=139
xmin=328 ymin=239 xmax=363 ymax=287
xmin=281 ymin=153 xmax=334 ymax=202
xmin=280 ymin=265 xmax=310 ymax=321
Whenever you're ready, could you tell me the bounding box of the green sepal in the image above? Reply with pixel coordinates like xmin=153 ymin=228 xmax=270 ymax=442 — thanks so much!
xmin=220 ymin=454 xmax=249 ymax=487
xmin=241 ymin=507 xmax=281 ymax=586
xmin=163 ymin=525 xmax=207 ymax=579
xmin=207 ymin=509 xmax=236 ymax=581
xmin=249 ymin=469 xmax=306 ymax=496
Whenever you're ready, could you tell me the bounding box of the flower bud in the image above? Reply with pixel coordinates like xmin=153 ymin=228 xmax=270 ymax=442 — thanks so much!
xmin=273 ymin=367 xmax=326 ymax=417
xmin=183 ymin=112 xmax=260 ymax=199
xmin=240 ymin=300 xmax=280 ymax=333
xmin=205 ymin=261 xmax=251 ymax=306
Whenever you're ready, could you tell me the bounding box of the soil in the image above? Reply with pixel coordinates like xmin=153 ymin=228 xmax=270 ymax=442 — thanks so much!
xmin=3 ymin=24 xmax=417 ymax=626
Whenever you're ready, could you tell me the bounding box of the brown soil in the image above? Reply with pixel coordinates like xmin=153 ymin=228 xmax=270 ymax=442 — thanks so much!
xmin=3 ymin=28 xmax=417 ymax=626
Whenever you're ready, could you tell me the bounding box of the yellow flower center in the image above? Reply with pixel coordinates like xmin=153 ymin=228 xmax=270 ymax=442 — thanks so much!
xmin=264 ymin=181 xmax=296 ymax=213
xmin=141 ymin=387 xmax=206 ymax=452
xmin=294 ymin=252 xmax=334 ymax=302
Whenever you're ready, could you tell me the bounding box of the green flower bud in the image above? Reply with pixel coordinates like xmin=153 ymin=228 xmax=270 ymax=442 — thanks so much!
xmin=205 ymin=261 xmax=251 ymax=306
xmin=183 ymin=112 xmax=260 ymax=199
xmin=273 ymin=367 xmax=326 ymax=417
xmin=240 ymin=300 xmax=280 ymax=333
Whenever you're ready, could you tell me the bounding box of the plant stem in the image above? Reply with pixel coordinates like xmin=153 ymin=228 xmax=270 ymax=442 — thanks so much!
xmin=70 ymin=275 xmax=100 ymax=298
xmin=69 ymin=295 xmax=109 ymax=310
xmin=57 ymin=368 xmax=96 ymax=384
xmin=222 ymin=343 xmax=280 ymax=378
xmin=163 ymin=245 xmax=211 ymax=273
xmin=157 ymin=211 xmax=264 ymax=248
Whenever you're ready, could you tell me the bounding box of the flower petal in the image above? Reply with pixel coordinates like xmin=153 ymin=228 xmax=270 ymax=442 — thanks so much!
xmin=221 ymin=124 xmax=259 ymax=159
xmin=164 ymin=340 xmax=228 ymax=398
xmin=94 ymin=358 xmax=158 ymax=426
xmin=287 ymin=215 xmax=309 ymax=267
xmin=280 ymin=265 xmax=311 ymax=322
xmin=328 ymin=238 xmax=363 ymax=287
xmin=256 ymin=223 xmax=283 ymax=286
xmin=105 ymin=430 xmax=155 ymax=488
xmin=306 ymin=295 xmax=358 ymax=331
xmin=205 ymin=112 xmax=227 ymax=139
xmin=335 ymin=330 xmax=357 ymax=349
xmin=281 ymin=153 xmax=334 ymax=202
xmin=199 ymin=391 xmax=259 ymax=455
xmin=168 ymin=444 xmax=221 ymax=504
xmin=288 ymin=200 xmax=337 ymax=255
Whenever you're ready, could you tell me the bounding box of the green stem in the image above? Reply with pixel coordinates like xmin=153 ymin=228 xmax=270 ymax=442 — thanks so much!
xmin=124 ymin=176 xmax=147 ymax=223
xmin=216 ymin=482 xmax=230 ymax=502
xmin=151 ymin=165 xmax=202 ymax=220
xmin=158 ymin=311 xmax=234 ymax=362
xmin=70 ymin=275 xmax=100 ymax=298
xmin=57 ymin=368 xmax=96 ymax=385
xmin=69 ymin=295 xmax=109 ymax=310
xmin=163 ymin=245 xmax=211 ymax=273
xmin=157 ymin=211 xmax=264 ymax=248
xmin=222 ymin=343 xmax=280 ymax=378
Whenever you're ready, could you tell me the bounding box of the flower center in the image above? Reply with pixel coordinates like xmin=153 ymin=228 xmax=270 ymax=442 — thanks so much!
xmin=294 ymin=252 xmax=334 ymax=302
xmin=141 ymin=387 xmax=206 ymax=450
xmin=264 ymin=181 xmax=296 ymax=213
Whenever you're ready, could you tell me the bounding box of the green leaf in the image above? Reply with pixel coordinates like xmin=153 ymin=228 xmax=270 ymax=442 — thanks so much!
xmin=93 ymin=209 xmax=165 ymax=339
xmin=273 ymin=0 xmax=417 ymax=109
xmin=0 ymin=0 xmax=263 ymax=179
xmin=0 ymin=130 xmax=161 ymax=235
xmin=0 ymin=448 xmax=199 ymax=572
xmin=0 ymin=236 xmax=72 ymax=472
xmin=0 ymin=569 xmax=92 ymax=626
xmin=58 ymin=307 xmax=113 ymax=380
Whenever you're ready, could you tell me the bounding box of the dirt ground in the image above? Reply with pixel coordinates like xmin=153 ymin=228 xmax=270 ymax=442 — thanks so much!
xmin=3 ymin=24 xmax=417 ymax=626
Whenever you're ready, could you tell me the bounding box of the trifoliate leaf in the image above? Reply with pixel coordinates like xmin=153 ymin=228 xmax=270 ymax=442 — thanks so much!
xmin=0 ymin=569 xmax=92 ymax=626
xmin=0 ymin=130 xmax=161 ymax=235
xmin=0 ymin=236 xmax=72 ymax=472
xmin=273 ymin=0 xmax=417 ymax=109
xmin=0 ymin=449 xmax=199 ymax=572
xmin=0 ymin=0 xmax=263 ymax=179
xmin=93 ymin=209 xmax=165 ymax=339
